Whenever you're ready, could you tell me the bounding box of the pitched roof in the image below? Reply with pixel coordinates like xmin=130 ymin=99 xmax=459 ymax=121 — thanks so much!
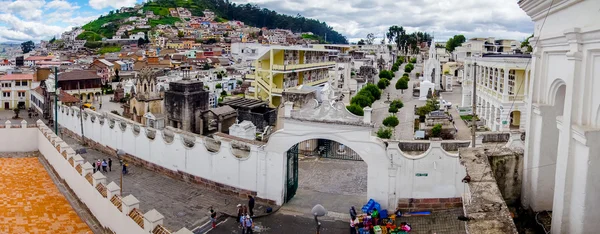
xmin=209 ymin=105 xmax=236 ymax=116
xmin=0 ymin=73 xmax=34 ymax=81
xmin=58 ymin=70 xmax=102 ymax=81
xmin=59 ymin=90 xmax=80 ymax=103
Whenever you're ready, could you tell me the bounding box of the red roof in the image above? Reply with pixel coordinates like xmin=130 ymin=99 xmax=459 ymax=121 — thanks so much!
xmin=25 ymin=56 xmax=54 ymax=61
xmin=32 ymin=86 xmax=80 ymax=104
xmin=0 ymin=73 xmax=34 ymax=81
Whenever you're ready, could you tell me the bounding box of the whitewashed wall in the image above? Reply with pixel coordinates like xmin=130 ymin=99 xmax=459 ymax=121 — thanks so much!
xmin=36 ymin=125 xmax=146 ymax=233
xmin=57 ymin=105 xmax=283 ymax=204
xmin=0 ymin=123 xmax=38 ymax=152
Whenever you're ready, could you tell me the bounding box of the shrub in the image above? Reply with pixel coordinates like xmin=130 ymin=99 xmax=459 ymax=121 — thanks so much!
xmin=403 ymin=73 xmax=409 ymax=77
xmin=404 ymin=66 xmax=413 ymax=73
xmin=396 ymin=79 xmax=408 ymax=92
xmin=383 ymin=115 xmax=400 ymax=128
xmin=379 ymin=70 xmax=393 ymax=80
xmin=378 ymin=78 xmax=390 ymax=89
xmin=346 ymin=104 xmax=364 ymax=116
xmin=431 ymin=124 xmax=442 ymax=137
xmin=220 ymin=90 xmax=227 ymax=96
xmin=390 ymin=100 xmax=404 ymax=110
xmin=363 ymin=84 xmax=382 ymax=100
xmin=376 ymin=127 xmax=393 ymax=139
xmin=416 ymin=72 xmax=421 ymax=77
xmin=215 ymin=83 xmax=222 ymax=89
xmin=351 ymin=94 xmax=373 ymax=108
xmin=391 ymin=64 xmax=399 ymax=72
xmin=389 ymin=105 xmax=398 ymax=113
xmin=410 ymin=57 xmax=417 ymax=63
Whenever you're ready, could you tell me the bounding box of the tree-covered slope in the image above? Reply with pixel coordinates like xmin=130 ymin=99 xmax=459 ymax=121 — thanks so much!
xmin=81 ymin=0 xmax=348 ymax=44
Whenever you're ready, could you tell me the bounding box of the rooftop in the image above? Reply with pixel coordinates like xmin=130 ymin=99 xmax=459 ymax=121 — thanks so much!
xmin=220 ymin=98 xmax=267 ymax=109
xmin=58 ymin=70 xmax=102 ymax=81
xmin=0 ymin=73 xmax=34 ymax=81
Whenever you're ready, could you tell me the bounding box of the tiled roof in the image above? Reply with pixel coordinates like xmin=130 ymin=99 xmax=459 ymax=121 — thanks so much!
xmin=0 ymin=73 xmax=34 ymax=81
xmin=58 ymin=70 xmax=102 ymax=81
xmin=59 ymin=90 xmax=80 ymax=103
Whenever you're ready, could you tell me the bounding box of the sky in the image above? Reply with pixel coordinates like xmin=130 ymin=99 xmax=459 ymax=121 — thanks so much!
xmin=0 ymin=0 xmax=534 ymax=43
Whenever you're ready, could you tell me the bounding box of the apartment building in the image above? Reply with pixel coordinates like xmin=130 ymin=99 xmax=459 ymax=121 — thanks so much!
xmin=249 ymin=46 xmax=337 ymax=106
xmin=0 ymin=73 xmax=33 ymax=110
xmin=453 ymin=37 xmax=518 ymax=62
xmin=461 ymin=54 xmax=531 ymax=131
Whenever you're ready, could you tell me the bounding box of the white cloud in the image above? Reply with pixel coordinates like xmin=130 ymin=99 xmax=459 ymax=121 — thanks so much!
xmin=230 ymin=0 xmax=534 ymax=42
xmin=46 ymin=0 xmax=80 ymax=10
xmin=88 ymin=0 xmax=137 ymax=10
xmin=0 ymin=13 xmax=66 ymax=41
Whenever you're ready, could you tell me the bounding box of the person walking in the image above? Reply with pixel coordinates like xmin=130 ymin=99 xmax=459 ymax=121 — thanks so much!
xmin=122 ymin=162 xmax=128 ymax=175
xmin=243 ymin=214 xmax=253 ymax=234
xmin=239 ymin=213 xmax=247 ymax=234
xmin=236 ymin=204 xmax=243 ymax=224
xmin=96 ymin=159 xmax=101 ymax=173
xmin=209 ymin=207 xmax=217 ymax=229
xmin=350 ymin=216 xmax=359 ymax=234
xmin=349 ymin=206 xmax=357 ymax=220
xmin=108 ymin=158 xmax=112 ymax=171
xmin=101 ymin=159 xmax=108 ymax=172
xmin=248 ymin=195 xmax=255 ymax=217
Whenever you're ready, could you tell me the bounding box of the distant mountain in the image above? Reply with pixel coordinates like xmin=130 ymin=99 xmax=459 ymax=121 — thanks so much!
xmin=80 ymin=0 xmax=348 ymax=44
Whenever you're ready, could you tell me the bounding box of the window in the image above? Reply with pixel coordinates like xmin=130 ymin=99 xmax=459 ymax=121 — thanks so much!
xmin=508 ymin=70 xmax=516 ymax=95
xmin=1 ymin=83 xmax=10 ymax=88
xmin=18 ymin=92 xmax=25 ymax=97
xmin=14 ymin=81 xmax=20 ymax=86
xmin=2 ymin=92 xmax=10 ymax=97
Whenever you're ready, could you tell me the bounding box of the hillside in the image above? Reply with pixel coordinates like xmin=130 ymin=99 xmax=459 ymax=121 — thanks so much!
xmin=80 ymin=0 xmax=348 ymax=44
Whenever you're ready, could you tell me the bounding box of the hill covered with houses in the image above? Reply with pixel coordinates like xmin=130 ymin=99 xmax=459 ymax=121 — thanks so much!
xmin=74 ymin=0 xmax=347 ymax=47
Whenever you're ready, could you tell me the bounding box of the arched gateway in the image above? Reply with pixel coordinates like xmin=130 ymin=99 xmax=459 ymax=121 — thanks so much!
xmin=265 ymin=100 xmax=391 ymax=207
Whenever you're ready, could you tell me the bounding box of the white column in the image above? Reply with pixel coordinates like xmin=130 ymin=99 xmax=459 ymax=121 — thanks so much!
xmin=81 ymin=162 xmax=94 ymax=176
xmin=121 ymin=194 xmax=140 ymax=215
xmin=363 ymin=107 xmax=372 ymax=124
xmin=143 ymin=209 xmax=165 ymax=232
xmin=92 ymin=171 xmax=106 ymax=187
xmin=106 ymin=182 xmax=120 ymax=200
xmin=503 ymin=68 xmax=510 ymax=96
xmin=284 ymin=102 xmax=293 ymax=117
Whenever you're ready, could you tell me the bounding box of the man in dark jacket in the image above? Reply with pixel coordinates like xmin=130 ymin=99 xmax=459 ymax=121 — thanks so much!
xmin=248 ymin=195 xmax=255 ymax=217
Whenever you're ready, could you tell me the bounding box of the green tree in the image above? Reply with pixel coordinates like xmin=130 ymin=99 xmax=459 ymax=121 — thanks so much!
xmin=366 ymin=33 xmax=375 ymax=45
xmin=396 ymin=78 xmax=408 ymax=93
xmin=383 ymin=115 xmax=399 ymax=128
xmin=21 ymin=41 xmax=34 ymax=54
xmin=391 ymin=63 xmax=399 ymax=72
xmin=346 ymin=104 xmax=364 ymax=116
xmin=220 ymin=90 xmax=227 ymax=96
xmin=377 ymin=78 xmax=389 ymax=89
xmin=445 ymin=34 xmax=466 ymax=53
xmin=49 ymin=37 xmax=56 ymax=43
xmin=202 ymin=63 xmax=211 ymax=70
xmin=379 ymin=70 xmax=393 ymax=80
xmin=431 ymin=124 xmax=442 ymax=137
xmin=357 ymin=39 xmax=366 ymax=45
xmin=389 ymin=105 xmax=398 ymax=113
xmin=215 ymin=83 xmax=222 ymax=89
xmin=177 ymin=30 xmax=184 ymax=38
xmin=363 ymin=84 xmax=382 ymax=100
xmin=390 ymin=100 xmax=404 ymax=110
xmin=521 ymin=34 xmax=533 ymax=53
xmin=351 ymin=94 xmax=373 ymax=108
xmin=410 ymin=57 xmax=417 ymax=63
xmin=376 ymin=127 xmax=393 ymax=139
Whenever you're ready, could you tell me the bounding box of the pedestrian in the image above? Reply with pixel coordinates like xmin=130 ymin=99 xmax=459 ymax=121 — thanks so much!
xmin=108 ymin=158 xmax=112 ymax=171
xmin=248 ymin=195 xmax=255 ymax=217
xmin=93 ymin=159 xmax=97 ymax=173
xmin=243 ymin=214 xmax=253 ymax=234
xmin=210 ymin=207 xmax=217 ymax=229
xmin=236 ymin=204 xmax=243 ymax=224
xmin=349 ymin=206 xmax=357 ymax=220
xmin=122 ymin=163 xmax=128 ymax=175
xmin=239 ymin=213 xmax=247 ymax=234
xmin=350 ymin=216 xmax=359 ymax=234
xmin=242 ymin=205 xmax=248 ymax=217
xmin=96 ymin=159 xmax=101 ymax=172
xmin=102 ymin=159 xmax=108 ymax=172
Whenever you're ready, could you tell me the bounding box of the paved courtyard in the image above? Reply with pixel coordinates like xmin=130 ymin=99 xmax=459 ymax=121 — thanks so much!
xmin=0 ymin=157 xmax=91 ymax=233
xmin=282 ymin=158 xmax=367 ymax=219
xmin=61 ymin=134 xmax=272 ymax=231
xmin=396 ymin=208 xmax=466 ymax=234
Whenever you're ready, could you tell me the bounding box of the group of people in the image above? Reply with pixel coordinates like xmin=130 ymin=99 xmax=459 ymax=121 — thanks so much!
xmin=93 ymin=157 xmax=129 ymax=175
xmin=349 ymin=206 xmax=411 ymax=233
xmin=93 ymin=158 xmax=112 ymax=173
xmin=235 ymin=195 xmax=255 ymax=233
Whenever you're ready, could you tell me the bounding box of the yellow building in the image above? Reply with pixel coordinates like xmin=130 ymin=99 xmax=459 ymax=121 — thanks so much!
xmin=250 ymin=47 xmax=336 ymax=107
xmin=0 ymin=74 xmax=33 ymax=110
xmin=166 ymin=41 xmax=184 ymax=49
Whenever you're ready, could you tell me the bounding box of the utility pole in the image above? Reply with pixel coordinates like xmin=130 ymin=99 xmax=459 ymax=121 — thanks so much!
xmin=78 ymin=82 xmax=86 ymax=146
xmin=471 ymin=62 xmax=477 ymax=147
xmin=54 ymin=67 xmax=58 ymax=133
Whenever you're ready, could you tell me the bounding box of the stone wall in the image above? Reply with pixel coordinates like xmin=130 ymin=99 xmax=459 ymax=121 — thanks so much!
xmin=480 ymin=132 xmax=510 ymax=143
xmin=441 ymin=141 xmax=471 ymax=152
xmin=398 ymin=141 xmax=430 ymax=152
xmin=396 ymin=197 xmax=463 ymax=212
xmin=488 ymin=149 xmax=523 ymax=206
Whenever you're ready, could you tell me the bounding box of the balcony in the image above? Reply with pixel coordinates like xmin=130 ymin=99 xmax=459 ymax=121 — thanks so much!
xmin=272 ymin=61 xmax=336 ymax=71
xmin=245 ymin=74 xmax=258 ymax=80
xmin=508 ymin=95 xmax=525 ymax=102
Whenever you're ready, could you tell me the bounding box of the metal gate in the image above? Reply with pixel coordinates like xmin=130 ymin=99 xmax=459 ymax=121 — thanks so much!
xmin=298 ymin=139 xmax=363 ymax=161
xmin=285 ymin=143 xmax=299 ymax=203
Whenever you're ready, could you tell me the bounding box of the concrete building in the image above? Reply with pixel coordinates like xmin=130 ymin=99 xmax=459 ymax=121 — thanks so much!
xmin=127 ymin=67 xmax=164 ymax=125
xmin=0 ymin=73 xmax=33 ymax=110
xmin=164 ymin=68 xmax=209 ymax=134
xmin=249 ymin=46 xmax=336 ymax=106
xmin=461 ymin=54 xmax=531 ymax=131
xmin=54 ymin=70 xmax=103 ymax=103
xmin=519 ymin=0 xmax=600 ymax=233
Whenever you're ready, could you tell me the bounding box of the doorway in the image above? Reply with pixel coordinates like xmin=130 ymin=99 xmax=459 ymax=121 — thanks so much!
xmin=4 ymin=102 xmax=8 ymax=109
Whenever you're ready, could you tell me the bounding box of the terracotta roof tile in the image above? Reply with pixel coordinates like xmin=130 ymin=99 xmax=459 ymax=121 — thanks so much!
xmin=58 ymin=70 xmax=102 ymax=81
xmin=0 ymin=74 xmax=34 ymax=81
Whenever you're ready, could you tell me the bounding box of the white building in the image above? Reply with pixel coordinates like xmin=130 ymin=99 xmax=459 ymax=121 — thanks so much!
xmin=519 ymin=1 xmax=600 ymax=233
xmin=0 ymin=73 xmax=33 ymax=110
xmin=461 ymin=54 xmax=531 ymax=131
xmin=129 ymin=32 xmax=145 ymax=40
xmin=421 ymin=45 xmax=442 ymax=100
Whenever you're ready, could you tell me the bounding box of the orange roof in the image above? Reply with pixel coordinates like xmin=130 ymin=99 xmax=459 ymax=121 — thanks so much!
xmin=59 ymin=90 xmax=80 ymax=103
xmin=0 ymin=74 xmax=34 ymax=81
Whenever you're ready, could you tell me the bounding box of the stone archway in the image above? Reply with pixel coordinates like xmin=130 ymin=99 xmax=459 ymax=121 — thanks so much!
xmin=264 ymin=118 xmax=390 ymax=208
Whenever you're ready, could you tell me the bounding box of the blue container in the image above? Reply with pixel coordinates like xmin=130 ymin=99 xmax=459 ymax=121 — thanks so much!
xmin=374 ymin=203 xmax=381 ymax=211
xmin=379 ymin=209 xmax=388 ymax=219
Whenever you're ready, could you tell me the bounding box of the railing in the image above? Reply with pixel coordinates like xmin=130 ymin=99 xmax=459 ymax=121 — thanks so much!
xmin=245 ymin=74 xmax=257 ymax=80
xmin=272 ymin=88 xmax=283 ymax=94
xmin=508 ymin=95 xmax=525 ymax=102
xmin=256 ymin=77 xmax=270 ymax=91
xmin=272 ymin=61 xmax=335 ymax=71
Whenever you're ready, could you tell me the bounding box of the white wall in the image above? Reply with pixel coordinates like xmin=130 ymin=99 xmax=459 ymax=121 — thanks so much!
xmin=36 ymin=125 xmax=146 ymax=233
xmin=0 ymin=124 xmax=38 ymax=152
